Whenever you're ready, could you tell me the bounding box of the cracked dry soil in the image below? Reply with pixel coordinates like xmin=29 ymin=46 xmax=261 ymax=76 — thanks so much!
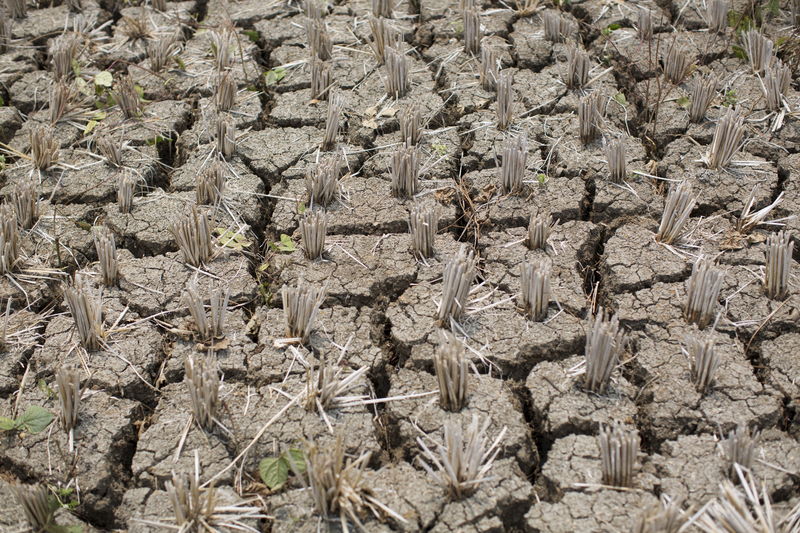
xmin=1 ymin=0 xmax=799 ymax=531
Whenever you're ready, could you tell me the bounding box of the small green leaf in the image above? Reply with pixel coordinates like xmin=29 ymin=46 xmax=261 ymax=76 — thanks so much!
xmin=0 ymin=416 xmax=16 ymax=430
xmin=264 ymin=68 xmax=286 ymax=86
xmin=284 ymin=449 xmax=307 ymax=474
xmin=17 ymin=406 xmax=54 ymax=434
xmin=243 ymin=29 xmax=260 ymax=43
xmin=612 ymin=92 xmax=627 ymax=106
xmin=38 ymin=379 xmax=55 ymax=398
xmin=174 ymin=56 xmax=186 ymax=71
xmin=297 ymin=202 xmax=306 ymax=214
xmin=71 ymin=58 xmax=81 ymax=77
xmin=214 ymin=228 xmax=252 ymax=250
xmin=432 ymin=143 xmax=447 ymax=156
xmin=676 ymin=96 xmax=690 ymax=107
xmin=731 ymin=44 xmax=747 ymax=61
xmin=536 ymin=173 xmax=548 ymax=185
xmin=94 ymin=71 xmax=114 ymax=88
xmin=275 ymin=234 xmax=296 ymax=253
xmin=259 ymin=457 xmax=290 ymax=490
xmin=84 ymin=120 xmax=98 ymax=135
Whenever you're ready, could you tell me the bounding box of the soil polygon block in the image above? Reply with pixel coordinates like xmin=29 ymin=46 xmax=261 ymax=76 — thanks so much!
xmin=580 ymin=0 xmax=667 ymax=29
xmin=109 ymin=251 xmax=256 ymax=318
xmin=175 ymin=93 xmax=263 ymax=159
xmin=538 ymin=434 xmax=658 ymax=499
xmin=630 ymin=324 xmax=784 ymax=442
xmin=720 ymin=265 xmax=799 ymax=339
xmin=612 ymin=281 xmax=685 ymax=329
xmin=461 ymin=168 xmax=585 ymax=228
xmin=652 ymin=429 xmax=800 ymax=504
xmin=205 ymin=0 xmax=285 ymax=27
xmin=152 ymin=309 xmax=256 ymax=385
xmin=0 ymin=106 xmax=22 ymax=144
xmin=106 ymin=3 xmax=196 ymax=64
xmin=761 ymin=333 xmax=800 ymax=438
xmin=0 ymin=50 xmax=37 ymax=102
xmin=93 ymin=99 xmax=193 ymax=147
xmin=601 ymin=223 xmax=691 ymax=293
xmin=8 ymin=70 xmax=51 ymax=115
xmin=269 ymin=89 xmax=334 ymax=127
xmin=169 ymin=153 xmax=266 ymax=230
xmin=360 ymin=127 xmax=461 ymax=183
xmin=387 ymin=282 xmax=585 ymax=379
xmin=0 ymin=309 xmax=45 ymax=396
xmin=659 ymin=137 xmax=778 ymax=215
xmin=123 ymin=483 xmax=259 ymax=532
xmin=459 ymin=110 xmax=542 ymax=172
xmin=251 ymin=305 xmax=386 ymax=381
xmin=23 ymin=201 xmax=99 ymax=268
xmin=2 ymin=145 xmax=160 ymax=205
xmin=12 ymin=1 xmax=104 ymax=42
xmin=273 ymin=233 xmax=462 ymax=307
xmin=30 ymin=312 xmax=164 ymax=402
xmin=526 ymin=355 xmax=638 ymax=439
xmin=385 ymin=367 xmax=536 ymax=470
xmin=0 ymin=479 xmax=100 ymax=533
xmin=267 ymin=44 xmax=374 ymax=94
xmin=8 ymin=112 xmax=82 ymax=153
xmin=780 ymin=152 xmax=800 ymax=237
xmin=508 ymin=16 xmax=564 ymax=71
xmin=591 ymin=175 xmax=665 ymax=225
xmin=269 ymin=174 xmax=458 ymax=237
xmin=525 ymin=488 xmax=659 ymax=533
xmin=481 ymin=221 xmax=601 ymax=314
xmin=237 ymin=125 xmax=323 ymax=182
xmin=0 ymin=383 xmax=140 ymax=527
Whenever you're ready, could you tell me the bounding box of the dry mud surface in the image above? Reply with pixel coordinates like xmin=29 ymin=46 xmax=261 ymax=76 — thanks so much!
xmin=0 ymin=0 xmax=799 ymax=531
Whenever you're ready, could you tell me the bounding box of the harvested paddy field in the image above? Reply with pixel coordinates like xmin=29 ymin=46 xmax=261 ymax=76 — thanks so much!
xmin=0 ymin=0 xmax=799 ymax=531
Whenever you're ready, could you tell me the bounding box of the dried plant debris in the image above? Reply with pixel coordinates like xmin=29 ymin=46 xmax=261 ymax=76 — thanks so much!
xmin=544 ymin=12 xmax=575 ymax=43
xmin=152 ymin=0 xmax=166 ymax=11
xmin=64 ymin=274 xmax=103 ymax=351
xmin=120 ymin=15 xmax=151 ymax=43
xmin=147 ymin=34 xmax=179 ymax=72
xmin=310 ymin=57 xmax=331 ymax=101
xmin=631 ymin=497 xmax=688 ymax=533
xmin=438 ymin=245 xmax=477 ymax=325
xmin=96 ymin=136 xmax=124 ymax=168
xmin=50 ymin=36 xmax=78 ymax=81
xmin=184 ymin=282 xmax=229 ymax=342
xmin=282 ymin=280 xmax=326 ymax=344
xmin=697 ymin=467 xmax=800 ymax=532
xmin=656 ymin=181 xmax=695 ymax=245
xmin=165 ymin=466 xmax=263 ymax=530
xmin=303 ymin=435 xmax=404 ymax=532
xmin=372 ymin=0 xmax=393 ymax=18
xmin=637 ymin=9 xmax=653 ymax=41
xmin=463 ymin=7 xmax=481 ymax=56
xmin=305 ymin=17 xmax=332 ymax=61
xmin=368 ymin=16 xmax=397 ymax=64
xmin=196 ymin=161 xmax=226 ymax=205
xmin=583 ymin=308 xmax=625 ymax=394
xmin=433 ymin=331 xmax=469 ymax=412
xmin=684 ymin=258 xmax=723 ymax=330
xmin=30 ymin=126 xmax=59 ymax=171
xmin=763 ymin=60 xmax=790 ymax=112
xmin=528 ymin=213 xmax=553 ymax=250
xmin=300 ymin=209 xmax=327 ymax=260
xmin=741 ymin=29 xmax=773 ymax=74
xmin=11 ymin=485 xmax=59 ymax=532
xmin=216 ymin=71 xmax=237 ymax=111
xmin=579 ymin=93 xmax=603 ymax=145
xmin=720 ymin=425 xmax=760 ymax=480
xmin=598 ymin=422 xmax=639 ymax=488
xmin=322 ymin=93 xmax=343 ymax=151
xmin=216 ymin=114 xmax=236 ymax=159
xmin=689 ymin=74 xmax=718 ymax=123
xmin=605 ymin=138 xmax=626 ymax=183
xmin=520 ymin=259 xmax=551 ymax=321
xmin=706 ymin=0 xmax=728 ymax=33
xmin=399 ymin=104 xmax=422 ymax=146
xmin=416 ymin=415 xmax=506 ymax=499
xmin=306 ymin=155 xmax=341 ymax=207
xmin=499 ymin=134 xmax=527 ymax=194
xmin=184 ymin=353 xmax=220 ymax=431
xmin=496 ymin=70 xmax=514 ymax=131
xmin=303 ymin=356 xmax=368 ymax=414
xmin=113 ymin=75 xmax=143 ymax=119
xmin=171 ymin=208 xmax=215 ymax=267
xmin=686 ymin=331 xmax=718 ymax=394
xmin=6 ymin=0 xmax=26 ymax=19
xmin=384 ymin=46 xmax=408 ymax=99
xmin=306 ymin=0 xmax=325 ymax=19
xmin=663 ymin=45 xmax=693 ymax=85
xmin=737 ymin=186 xmax=788 ymax=234
xmin=0 ymin=203 xmax=19 ymax=275
xmin=94 ymin=229 xmax=118 ymax=287
xmin=764 ymin=231 xmax=793 ymax=300
xmin=56 ymin=364 xmax=81 ymax=451
xmin=704 ymin=107 xmax=745 ymax=170
xmin=479 ymin=46 xmax=498 ymax=92
xmin=566 ymin=46 xmax=589 ymax=89
xmin=409 ymin=203 xmax=439 ymax=259
xmin=391 ymin=140 xmax=419 ymax=198
xmin=117 ymin=172 xmax=137 ymax=214
xmin=12 ymin=180 xmax=38 ymax=230
xmin=0 ymin=19 xmax=12 ymax=53
xmin=49 ymin=81 xmax=74 ymax=124
xmin=210 ymin=28 xmax=234 ymax=73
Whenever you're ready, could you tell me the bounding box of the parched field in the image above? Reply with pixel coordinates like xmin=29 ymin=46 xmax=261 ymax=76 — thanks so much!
xmin=0 ymin=0 xmax=798 ymax=531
